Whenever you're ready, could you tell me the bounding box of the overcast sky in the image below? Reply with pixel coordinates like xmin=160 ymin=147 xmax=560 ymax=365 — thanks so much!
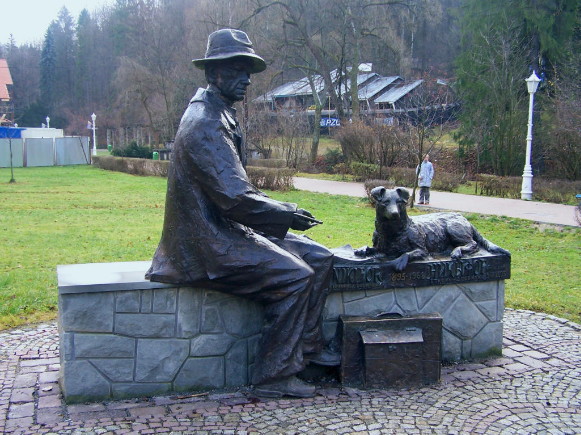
xmin=1 ymin=0 xmax=114 ymax=46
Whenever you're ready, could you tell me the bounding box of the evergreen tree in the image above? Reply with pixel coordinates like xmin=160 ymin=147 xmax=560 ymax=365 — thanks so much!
xmin=54 ymin=7 xmax=76 ymax=108
xmin=75 ymin=9 xmax=93 ymax=109
xmin=454 ymin=0 xmax=579 ymax=176
xmin=40 ymin=23 xmax=58 ymax=110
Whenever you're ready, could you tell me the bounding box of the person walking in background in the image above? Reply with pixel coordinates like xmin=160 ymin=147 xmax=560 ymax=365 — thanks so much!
xmin=417 ymin=154 xmax=434 ymax=204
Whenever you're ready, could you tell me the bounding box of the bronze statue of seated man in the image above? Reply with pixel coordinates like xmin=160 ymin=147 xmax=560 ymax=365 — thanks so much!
xmin=146 ymin=29 xmax=338 ymax=398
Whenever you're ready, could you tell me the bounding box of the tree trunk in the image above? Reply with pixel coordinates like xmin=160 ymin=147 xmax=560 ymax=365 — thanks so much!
xmin=311 ymin=105 xmax=322 ymax=163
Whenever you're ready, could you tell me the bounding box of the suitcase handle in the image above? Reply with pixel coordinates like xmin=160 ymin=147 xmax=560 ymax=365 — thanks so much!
xmin=373 ymin=312 xmax=403 ymax=319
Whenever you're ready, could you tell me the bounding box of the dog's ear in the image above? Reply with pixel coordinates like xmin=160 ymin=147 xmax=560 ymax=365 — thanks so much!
xmin=370 ymin=186 xmax=386 ymax=203
xmin=396 ymin=187 xmax=410 ymax=202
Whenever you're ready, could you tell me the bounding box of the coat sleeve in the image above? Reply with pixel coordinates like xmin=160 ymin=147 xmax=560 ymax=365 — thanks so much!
xmin=178 ymin=108 xmax=297 ymax=239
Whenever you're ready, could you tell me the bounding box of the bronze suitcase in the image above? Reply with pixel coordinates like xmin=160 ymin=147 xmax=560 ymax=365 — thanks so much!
xmin=339 ymin=313 xmax=442 ymax=388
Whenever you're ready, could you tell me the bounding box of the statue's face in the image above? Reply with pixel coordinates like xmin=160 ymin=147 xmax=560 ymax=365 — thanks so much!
xmin=213 ymin=58 xmax=253 ymax=102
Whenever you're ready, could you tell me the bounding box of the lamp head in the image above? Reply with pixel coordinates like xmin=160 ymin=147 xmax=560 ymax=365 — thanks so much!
xmin=526 ymin=71 xmax=541 ymax=94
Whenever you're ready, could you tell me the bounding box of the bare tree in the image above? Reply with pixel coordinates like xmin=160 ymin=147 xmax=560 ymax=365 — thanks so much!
xmin=391 ymin=76 xmax=458 ymax=206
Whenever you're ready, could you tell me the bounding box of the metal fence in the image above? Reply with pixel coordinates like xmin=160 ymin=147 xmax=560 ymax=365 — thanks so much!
xmin=0 ymin=137 xmax=90 ymax=168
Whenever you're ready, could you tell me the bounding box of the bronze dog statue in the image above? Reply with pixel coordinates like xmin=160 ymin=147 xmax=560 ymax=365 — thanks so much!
xmin=356 ymin=186 xmax=510 ymax=271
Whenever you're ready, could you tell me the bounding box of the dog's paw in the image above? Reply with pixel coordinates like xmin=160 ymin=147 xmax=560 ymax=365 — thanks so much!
xmin=354 ymin=246 xmax=376 ymax=257
xmin=354 ymin=247 xmax=366 ymax=257
xmin=393 ymin=253 xmax=409 ymax=271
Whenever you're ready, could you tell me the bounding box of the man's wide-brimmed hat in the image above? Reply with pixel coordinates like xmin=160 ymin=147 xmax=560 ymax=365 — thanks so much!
xmin=193 ymin=29 xmax=266 ymax=74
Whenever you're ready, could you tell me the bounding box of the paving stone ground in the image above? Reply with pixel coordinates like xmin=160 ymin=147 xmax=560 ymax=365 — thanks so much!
xmin=1 ymin=309 xmax=579 ymax=434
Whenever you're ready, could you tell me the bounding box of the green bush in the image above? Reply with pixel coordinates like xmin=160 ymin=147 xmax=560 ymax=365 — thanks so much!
xmin=311 ymin=148 xmax=345 ymax=173
xmin=332 ymin=162 xmax=350 ymax=178
xmin=350 ymin=161 xmax=380 ymax=181
xmin=246 ymin=166 xmax=296 ymax=191
xmin=110 ymin=141 xmax=153 ymax=159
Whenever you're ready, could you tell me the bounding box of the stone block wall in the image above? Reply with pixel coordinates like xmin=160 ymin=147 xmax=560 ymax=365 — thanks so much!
xmin=59 ymin=272 xmax=264 ymax=403
xmin=322 ymin=281 xmax=504 ymax=361
xmin=58 ymin=261 xmax=505 ymax=403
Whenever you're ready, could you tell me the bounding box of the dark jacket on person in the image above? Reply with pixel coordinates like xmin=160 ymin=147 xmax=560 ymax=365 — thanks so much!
xmin=146 ymin=87 xmax=298 ymax=284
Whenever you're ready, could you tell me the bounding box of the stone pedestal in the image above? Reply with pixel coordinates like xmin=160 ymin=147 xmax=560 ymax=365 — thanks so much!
xmin=58 ymin=250 xmax=509 ymax=403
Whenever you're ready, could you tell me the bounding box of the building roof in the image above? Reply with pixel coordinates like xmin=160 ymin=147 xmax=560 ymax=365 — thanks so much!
xmin=255 ymin=68 xmax=425 ymax=108
xmin=357 ymin=76 xmax=401 ymax=101
xmin=255 ymin=76 xmax=323 ymax=103
xmin=338 ymin=72 xmax=380 ymax=97
xmin=0 ymin=59 xmax=14 ymax=101
xmin=254 ymin=69 xmax=377 ymax=103
xmin=374 ymin=80 xmax=423 ymax=104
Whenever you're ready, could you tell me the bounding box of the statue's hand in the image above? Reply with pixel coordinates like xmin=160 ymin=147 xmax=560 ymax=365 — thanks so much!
xmin=291 ymin=209 xmax=322 ymax=231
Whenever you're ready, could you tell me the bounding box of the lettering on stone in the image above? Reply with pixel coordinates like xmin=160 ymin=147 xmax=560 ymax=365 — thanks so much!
xmin=330 ymin=254 xmax=510 ymax=291
xmin=332 ymin=266 xmax=384 ymax=290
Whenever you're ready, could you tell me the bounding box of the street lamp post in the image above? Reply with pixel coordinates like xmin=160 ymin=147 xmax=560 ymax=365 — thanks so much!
xmin=91 ymin=113 xmax=97 ymax=156
xmin=521 ymin=71 xmax=541 ymax=201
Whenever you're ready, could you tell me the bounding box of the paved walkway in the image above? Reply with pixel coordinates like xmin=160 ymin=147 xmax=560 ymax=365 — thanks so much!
xmin=293 ymin=178 xmax=579 ymax=227
xmin=1 ymin=310 xmax=579 ymax=434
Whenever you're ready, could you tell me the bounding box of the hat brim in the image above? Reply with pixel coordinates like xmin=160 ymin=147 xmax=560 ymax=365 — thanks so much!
xmin=192 ymin=53 xmax=266 ymax=74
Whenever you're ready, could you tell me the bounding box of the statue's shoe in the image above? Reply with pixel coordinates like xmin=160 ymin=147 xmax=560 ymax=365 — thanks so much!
xmin=254 ymin=376 xmax=316 ymax=398
xmin=305 ymin=348 xmax=341 ymax=366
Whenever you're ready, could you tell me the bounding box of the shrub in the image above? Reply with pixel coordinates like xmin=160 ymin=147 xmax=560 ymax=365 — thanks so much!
xmin=383 ymin=167 xmax=417 ymax=187
xmin=365 ymin=166 xmax=461 ymax=192
xmin=312 ymin=148 xmax=346 ymax=173
xmin=533 ymin=178 xmax=581 ymax=205
xmin=110 ymin=141 xmax=153 ymax=159
xmin=246 ymin=166 xmax=296 ymax=191
xmin=248 ymin=158 xmax=287 ymax=168
xmin=332 ymin=163 xmax=350 ymax=178
xmin=473 ymin=174 xmax=580 ymax=204
xmin=475 ymin=174 xmax=521 ymax=198
xmin=336 ymin=121 xmax=376 ymax=162
xmin=364 ymin=179 xmax=396 ymax=203
xmin=92 ymin=156 xmax=169 ymax=177
xmin=350 ymin=161 xmax=379 ymax=181
xmin=431 ymin=172 xmax=463 ymax=192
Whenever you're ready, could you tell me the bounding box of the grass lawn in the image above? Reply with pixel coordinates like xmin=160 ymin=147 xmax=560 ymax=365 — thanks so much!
xmin=0 ymin=165 xmax=579 ymax=330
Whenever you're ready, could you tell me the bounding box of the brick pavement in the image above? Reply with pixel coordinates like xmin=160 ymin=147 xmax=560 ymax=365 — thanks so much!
xmin=0 ymin=309 xmax=579 ymax=434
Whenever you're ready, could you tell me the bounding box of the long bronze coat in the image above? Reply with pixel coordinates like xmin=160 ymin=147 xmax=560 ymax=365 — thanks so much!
xmin=146 ymin=87 xmax=300 ymax=284
xmin=146 ymin=87 xmax=334 ymax=385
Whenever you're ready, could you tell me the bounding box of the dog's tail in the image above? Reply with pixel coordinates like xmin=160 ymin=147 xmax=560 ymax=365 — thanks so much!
xmin=472 ymin=227 xmax=511 ymax=257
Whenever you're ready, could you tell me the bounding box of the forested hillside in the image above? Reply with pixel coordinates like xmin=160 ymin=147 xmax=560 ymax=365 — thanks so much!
xmin=1 ymin=0 xmax=579 ymax=179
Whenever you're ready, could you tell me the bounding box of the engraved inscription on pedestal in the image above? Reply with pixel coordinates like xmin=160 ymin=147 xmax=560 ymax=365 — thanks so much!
xmin=331 ymin=246 xmax=510 ymax=291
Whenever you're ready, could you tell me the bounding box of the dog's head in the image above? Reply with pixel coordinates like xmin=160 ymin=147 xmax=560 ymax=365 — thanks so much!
xmin=370 ymin=186 xmax=410 ymax=221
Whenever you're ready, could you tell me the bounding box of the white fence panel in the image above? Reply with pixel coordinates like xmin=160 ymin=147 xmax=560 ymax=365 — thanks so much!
xmin=25 ymin=138 xmax=55 ymax=167
xmin=0 ymin=139 xmax=24 ymax=168
xmin=56 ymin=137 xmax=90 ymax=165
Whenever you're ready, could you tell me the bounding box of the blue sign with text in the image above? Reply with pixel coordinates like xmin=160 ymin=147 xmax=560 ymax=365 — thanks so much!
xmin=320 ymin=118 xmax=340 ymax=127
